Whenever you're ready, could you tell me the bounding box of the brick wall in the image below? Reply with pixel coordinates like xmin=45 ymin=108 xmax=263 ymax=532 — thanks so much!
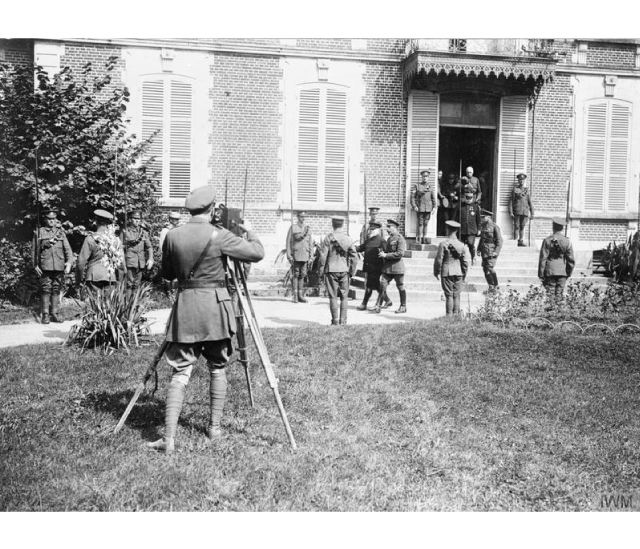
xmin=0 ymin=39 xmax=33 ymax=65
xmin=60 ymin=43 xmax=125 ymax=99
xmin=209 ymin=52 xmax=282 ymax=234
xmin=579 ymin=220 xmax=628 ymax=241
xmin=586 ymin=42 xmax=636 ymax=68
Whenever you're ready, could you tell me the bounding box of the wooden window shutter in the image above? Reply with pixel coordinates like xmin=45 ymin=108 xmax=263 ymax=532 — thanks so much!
xmin=297 ymin=88 xmax=320 ymax=202
xmin=498 ymin=96 xmax=528 ymax=207
xmin=169 ymin=79 xmax=193 ymax=199
xmin=141 ymin=79 xmax=165 ymax=198
xmin=584 ymin=100 xmax=630 ymax=212
xmin=324 ymin=88 xmax=347 ymax=202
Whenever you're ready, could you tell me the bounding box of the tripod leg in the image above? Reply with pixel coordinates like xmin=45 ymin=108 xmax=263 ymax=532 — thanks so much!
xmin=234 ymin=304 xmax=255 ymax=407
xmin=114 ymin=339 xmax=170 ymax=433
xmin=229 ymin=262 xmax=297 ymax=450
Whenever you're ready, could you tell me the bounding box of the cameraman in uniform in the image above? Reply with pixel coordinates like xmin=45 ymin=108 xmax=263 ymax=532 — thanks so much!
xmin=148 ymin=186 xmax=264 ymax=454
xmin=538 ymin=218 xmax=575 ymax=304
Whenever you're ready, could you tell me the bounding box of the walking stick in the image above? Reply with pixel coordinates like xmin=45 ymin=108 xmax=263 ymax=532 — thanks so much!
xmin=113 ymin=339 xmax=170 ymax=433
xmin=113 ymin=148 xmax=118 ymax=220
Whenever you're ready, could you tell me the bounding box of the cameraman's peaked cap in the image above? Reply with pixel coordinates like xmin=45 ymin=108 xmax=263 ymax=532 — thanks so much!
xmin=185 ymin=185 xmax=216 ymax=211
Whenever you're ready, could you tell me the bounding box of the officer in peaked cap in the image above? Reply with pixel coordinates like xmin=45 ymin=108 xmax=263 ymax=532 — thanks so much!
xmin=509 ymin=172 xmax=535 ymax=246
xmin=538 ymin=217 xmax=575 ymax=304
xmin=373 ymin=218 xmax=407 ymax=314
xmin=360 ymin=206 xmax=385 ymax=244
xmin=433 ymin=219 xmax=469 ymax=316
xmin=148 ymin=184 xmax=265 ymax=454
xmin=317 ymin=215 xmax=358 ymax=325
xmin=455 ymin=190 xmax=482 ymax=263
xmin=121 ymin=209 xmax=153 ymax=298
xmin=32 ymin=209 xmax=73 ymax=324
xmin=286 ymin=210 xmax=313 ymax=303
xmin=477 ymin=209 xmax=503 ymax=294
xmin=410 ymin=169 xmax=436 ymax=244
xmin=76 ymin=209 xmax=123 ymax=295
xmin=355 ymin=219 xmax=388 ymax=312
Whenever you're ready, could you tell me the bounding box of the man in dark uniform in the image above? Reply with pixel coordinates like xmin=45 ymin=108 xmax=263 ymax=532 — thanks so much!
xmin=538 ymin=218 xmax=575 ymax=304
xmin=147 ymin=186 xmax=264 ymax=454
xmin=509 ymin=173 xmax=535 ymax=246
xmin=477 ymin=210 xmax=503 ymax=293
xmin=76 ymin=209 xmax=124 ymax=295
xmin=455 ymin=191 xmax=482 ymax=263
xmin=434 ymin=220 xmax=469 ymax=316
xmin=121 ymin=210 xmax=153 ymax=297
xmin=33 ymin=210 xmax=73 ymax=324
xmin=286 ymin=210 xmax=313 ymax=303
xmin=410 ymin=169 xmax=436 ymax=244
xmin=317 ymin=216 xmax=358 ymax=325
xmin=461 ymin=166 xmax=482 ymax=204
xmin=439 ymin=172 xmax=461 ymax=224
xmin=373 ymin=218 xmax=407 ymax=314
xmin=355 ymin=220 xmax=387 ymax=311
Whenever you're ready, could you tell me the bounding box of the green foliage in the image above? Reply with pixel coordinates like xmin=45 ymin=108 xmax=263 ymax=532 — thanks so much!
xmin=275 ymin=241 xmax=322 ymax=294
xmin=600 ymin=232 xmax=640 ymax=283
xmin=0 ymin=238 xmax=38 ymax=303
xmin=0 ymin=58 xmax=160 ymax=251
xmin=476 ymin=279 xmax=640 ymax=327
xmin=65 ymin=280 xmax=153 ymax=354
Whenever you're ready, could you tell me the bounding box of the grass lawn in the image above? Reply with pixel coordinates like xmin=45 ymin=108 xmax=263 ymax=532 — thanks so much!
xmin=1 ymin=319 xmax=639 ymax=511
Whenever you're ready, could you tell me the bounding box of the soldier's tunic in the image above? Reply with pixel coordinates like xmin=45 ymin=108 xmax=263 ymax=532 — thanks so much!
xmin=32 ymin=226 xmax=73 ymax=311
xmin=318 ymin=230 xmax=358 ymax=324
xmin=434 ymin=236 xmax=469 ymax=315
xmin=538 ymin=231 xmax=575 ymax=301
xmin=286 ymin=222 xmax=313 ymax=280
xmin=76 ymin=229 xmax=124 ymax=290
xmin=162 ymin=217 xmax=264 ymax=372
xmin=410 ymin=181 xmax=436 ymax=239
xmin=122 ymin=226 xmax=153 ymax=292
xmin=509 ymin=185 xmax=534 ymax=240
xmin=379 ymin=232 xmax=407 ymax=310
xmin=455 ymin=198 xmax=481 ymax=258
xmin=477 ymin=220 xmax=503 ymax=279
xmin=462 ymin=176 xmax=482 ymax=203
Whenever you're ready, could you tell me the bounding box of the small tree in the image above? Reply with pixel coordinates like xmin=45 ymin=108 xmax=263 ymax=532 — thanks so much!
xmin=0 ymin=58 xmax=162 ymax=298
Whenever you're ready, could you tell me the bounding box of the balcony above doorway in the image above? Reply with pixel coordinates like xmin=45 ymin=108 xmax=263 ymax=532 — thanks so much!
xmin=402 ymin=39 xmax=557 ymax=86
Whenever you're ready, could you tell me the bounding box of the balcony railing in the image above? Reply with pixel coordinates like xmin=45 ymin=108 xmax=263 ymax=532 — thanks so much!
xmin=404 ymin=39 xmax=557 ymax=58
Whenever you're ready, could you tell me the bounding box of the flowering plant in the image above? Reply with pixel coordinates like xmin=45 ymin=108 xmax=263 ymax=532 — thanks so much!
xmin=93 ymin=225 xmax=124 ymax=274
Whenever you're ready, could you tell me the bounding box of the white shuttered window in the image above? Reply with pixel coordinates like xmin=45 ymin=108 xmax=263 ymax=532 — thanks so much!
xmin=141 ymin=76 xmax=193 ymax=199
xmin=296 ymin=85 xmax=347 ymax=204
xmin=583 ymin=99 xmax=631 ymax=212
xmin=498 ymin=96 xmax=528 ymax=207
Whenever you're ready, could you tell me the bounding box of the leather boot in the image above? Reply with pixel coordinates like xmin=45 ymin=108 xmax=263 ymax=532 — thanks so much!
xmin=41 ymin=293 xmax=50 ymax=324
xmin=297 ymin=280 xmax=308 ymax=303
xmin=50 ymin=293 xmax=62 ymax=323
xmin=329 ymin=298 xmax=339 ymax=325
xmin=339 ymin=298 xmax=348 ymax=325
xmin=291 ymin=278 xmax=299 ymax=303
xmin=395 ymin=290 xmax=407 ymax=314
xmin=357 ymin=288 xmax=372 ymax=310
xmin=208 ymin=368 xmax=227 ymax=440
xmin=147 ymin=379 xmax=186 ymax=454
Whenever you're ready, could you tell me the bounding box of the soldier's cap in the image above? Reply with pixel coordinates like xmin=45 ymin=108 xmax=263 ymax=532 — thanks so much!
xmin=129 ymin=210 xmax=141 ymax=219
xmin=331 ymin=216 xmax=345 ymax=223
xmin=386 ymin=219 xmax=399 ymax=227
xmin=448 ymin=173 xmax=456 ymax=178
xmin=368 ymin=207 xmax=380 ymax=212
xmin=369 ymin=221 xmax=382 ymax=228
xmin=185 ymin=185 xmax=216 ymax=212
xmin=446 ymin=220 xmax=461 ymax=229
xmin=517 ymin=173 xmax=527 ymax=180
xmin=481 ymin=209 xmax=493 ymax=217
xmin=464 ymin=191 xmax=474 ymax=197
xmin=168 ymin=211 xmax=181 ymax=220
xmin=296 ymin=210 xmax=307 ymax=216
xmin=43 ymin=211 xmax=58 ymax=219
xmin=420 ymin=169 xmax=431 ymax=175
xmin=93 ymin=209 xmax=114 ymax=221
xmin=552 ymin=217 xmax=566 ymax=227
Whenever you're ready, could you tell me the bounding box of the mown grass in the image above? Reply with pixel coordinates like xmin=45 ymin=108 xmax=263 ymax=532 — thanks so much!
xmin=1 ymin=320 xmax=639 ymax=511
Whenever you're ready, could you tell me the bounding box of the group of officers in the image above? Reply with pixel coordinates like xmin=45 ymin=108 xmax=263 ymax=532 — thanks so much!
xmin=31 ymin=183 xmax=576 ymax=453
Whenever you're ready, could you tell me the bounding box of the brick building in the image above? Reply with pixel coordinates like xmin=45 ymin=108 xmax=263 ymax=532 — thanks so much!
xmin=2 ymin=37 xmax=640 ymax=267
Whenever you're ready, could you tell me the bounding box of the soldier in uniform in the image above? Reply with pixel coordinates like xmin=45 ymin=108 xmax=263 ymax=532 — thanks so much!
xmin=148 ymin=186 xmax=264 ymax=454
xmin=461 ymin=166 xmax=482 ymax=204
xmin=433 ymin=220 xmax=470 ymax=316
xmin=32 ymin=211 xmax=73 ymax=324
xmin=76 ymin=209 xmax=125 ymax=294
xmin=159 ymin=212 xmax=182 ymax=296
xmin=509 ymin=173 xmax=535 ymax=246
xmin=373 ymin=218 xmax=407 ymax=314
xmin=286 ymin=210 xmax=313 ymax=303
xmin=477 ymin=210 xmax=503 ymax=293
xmin=455 ymin=191 xmax=482 ymax=264
xmin=439 ymin=172 xmax=461 ymax=224
xmin=538 ymin=218 xmax=575 ymax=304
xmin=121 ymin=210 xmax=154 ymax=297
xmin=317 ymin=216 xmax=358 ymax=325
xmin=410 ymin=169 xmax=437 ymax=244
xmin=360 ymin=206 xmax=383 ymax=245
xmin=355 ymin=220 xmax=387 ymax=311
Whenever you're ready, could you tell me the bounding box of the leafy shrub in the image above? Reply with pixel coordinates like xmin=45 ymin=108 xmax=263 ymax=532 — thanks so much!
xmin=600 ymin=232 xmax=640 ymax=283
xmin=275 ymin=241 xmax=322 ymax=294
xmin=0 ymin=238 xmax=38 ymax=304
xmin=475 ymin=280 xmax=640 ymax=327
xmin=65 ymin=280 xmax=153 ymax=354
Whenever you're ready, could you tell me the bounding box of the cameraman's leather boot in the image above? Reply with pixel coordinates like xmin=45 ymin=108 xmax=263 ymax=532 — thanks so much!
xmin=147 ymin=379 xmax=185 ymax=454
xmin=207 ymin=368 xmax=227 ymax=440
